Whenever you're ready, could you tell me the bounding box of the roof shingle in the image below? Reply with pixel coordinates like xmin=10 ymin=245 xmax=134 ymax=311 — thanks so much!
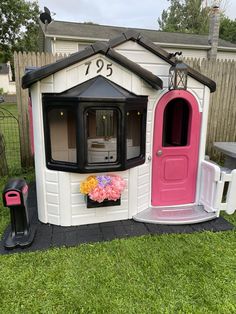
xmin=43 ymin=20 xmax=236 ymax=49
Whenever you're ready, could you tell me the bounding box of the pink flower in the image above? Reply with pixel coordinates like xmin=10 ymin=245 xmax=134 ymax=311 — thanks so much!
xmin=85 ymin=174 xmax=126 ymax=203
xmin=89 ymin=186 xmax=107 ymax=203
xmin=110 ymin=175 xmax=126 ymax=193
xmin=105 ymin=185 xmax=121 ymax=201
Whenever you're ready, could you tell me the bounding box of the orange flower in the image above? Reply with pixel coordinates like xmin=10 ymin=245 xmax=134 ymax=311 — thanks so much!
xmin=80 ymin=176 xmax=98 ymax=194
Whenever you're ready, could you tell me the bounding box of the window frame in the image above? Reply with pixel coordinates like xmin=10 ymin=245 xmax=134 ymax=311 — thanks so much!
xmin=162 ymin=98 xmax=191 ymax=148
xmin=43 ymin=97 xmax=147 ymax=173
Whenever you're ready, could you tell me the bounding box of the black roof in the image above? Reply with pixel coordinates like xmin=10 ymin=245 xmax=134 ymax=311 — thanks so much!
xmin=43 ymin=20 xmax=236 ymax=49
xmin=22 ymin=41 xmax=162 ymax=90
xmin=22 ymin=30 xmax=216 ymax=92
xmin=43 ymin=75 xmax=147 ymax=102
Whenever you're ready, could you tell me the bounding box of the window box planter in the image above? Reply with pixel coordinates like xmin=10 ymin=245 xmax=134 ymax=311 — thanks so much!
xmin=86 ymin=196 xmax=121 ymax=208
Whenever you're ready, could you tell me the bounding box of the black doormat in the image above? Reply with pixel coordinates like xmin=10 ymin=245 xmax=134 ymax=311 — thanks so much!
xmin=0 ymin=183 xmax=234 ymax=255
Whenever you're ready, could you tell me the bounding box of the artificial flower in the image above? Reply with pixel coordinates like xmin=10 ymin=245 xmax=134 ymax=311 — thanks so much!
xmin=80 ymin=174 xmax=126 ymax=203
xmin=80 ymin=176 xmax=98 ymax=194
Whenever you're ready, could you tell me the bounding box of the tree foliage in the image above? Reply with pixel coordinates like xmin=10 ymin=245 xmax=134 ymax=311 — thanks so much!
xmin=219 ymin=17 xmax=236 ymax=43
xmin=158 ymin=0 xmax=210 ymax=34
xmin=158 ymin=0 xmax=236 ymax=44
xmin=0 ymin=0 xmax=40 ymax=63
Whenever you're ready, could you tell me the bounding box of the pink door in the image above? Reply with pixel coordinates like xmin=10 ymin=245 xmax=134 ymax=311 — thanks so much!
xmin=152 ymin=90 xmax=202 ymax=206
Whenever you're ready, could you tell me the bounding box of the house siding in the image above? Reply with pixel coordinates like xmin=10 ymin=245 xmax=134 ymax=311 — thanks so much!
xmin=33 ymin=53 xmax=156 ymax=225
xmin=30 ymin=39 xmax=209 ymax=226
xmin=48 ymin=38 xmax=236 ymax=61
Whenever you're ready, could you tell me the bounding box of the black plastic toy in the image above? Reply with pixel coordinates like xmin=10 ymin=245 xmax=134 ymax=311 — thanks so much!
xmin=2 ymin=179 xmax=35 ymax=249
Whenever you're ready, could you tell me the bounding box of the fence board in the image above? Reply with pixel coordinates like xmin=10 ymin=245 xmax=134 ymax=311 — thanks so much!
xmin=14 ymin=51 xmax=66 ymax=167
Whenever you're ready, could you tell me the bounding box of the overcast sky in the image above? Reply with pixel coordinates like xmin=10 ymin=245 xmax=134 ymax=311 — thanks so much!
xmin=36 ymin=0 xmax=236 ymax=30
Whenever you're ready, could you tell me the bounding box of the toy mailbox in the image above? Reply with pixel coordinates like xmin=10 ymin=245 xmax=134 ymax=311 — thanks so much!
xmin=2 ymin=179 xmax=35 ymax=249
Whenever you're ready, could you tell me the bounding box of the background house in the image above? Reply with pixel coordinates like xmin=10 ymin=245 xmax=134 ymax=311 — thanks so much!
xmin=0 ymin=62 xmax=16 ymax=95
xmin=39 ymin=20 xmax=236 ymax=60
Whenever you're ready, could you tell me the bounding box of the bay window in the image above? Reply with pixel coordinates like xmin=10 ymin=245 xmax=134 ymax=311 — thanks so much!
xmin=43 ymin=76 xmax=147 ymax=173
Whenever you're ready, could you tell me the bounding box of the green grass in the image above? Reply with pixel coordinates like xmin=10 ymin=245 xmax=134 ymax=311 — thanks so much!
xmin=0 ymin=171 xmax=235 ymax=313
xmin=0 ymin=231 xmax=235 ymax=314
xmin=0 ymin=105 xmax=235 ymax=312
xmin=0 ymin=103 xmax=19 ymax=117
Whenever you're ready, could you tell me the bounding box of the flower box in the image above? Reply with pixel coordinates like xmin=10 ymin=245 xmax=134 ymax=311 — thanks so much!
xmin=86 ymin=196 xmax=121 ymax=208
xmin=80 ymin=175 xmax=126 ymax=207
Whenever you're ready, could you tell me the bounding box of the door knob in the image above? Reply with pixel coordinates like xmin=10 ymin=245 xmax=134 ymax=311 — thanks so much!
xmin=156 ymin=149 xmax=163 ymax=156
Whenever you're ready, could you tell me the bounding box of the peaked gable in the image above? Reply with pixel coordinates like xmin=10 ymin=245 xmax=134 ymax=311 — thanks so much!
xmin=45 ymin=75 xmax=147 ymax=102
xmin=109 ymin=30 xmax=216 ymax=92
xmin=22 ymin=42 xmax=162 ymax=90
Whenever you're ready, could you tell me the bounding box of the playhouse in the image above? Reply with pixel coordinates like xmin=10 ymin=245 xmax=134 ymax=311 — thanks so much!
xmin=22 ymin=30 xmax=236 ymax=226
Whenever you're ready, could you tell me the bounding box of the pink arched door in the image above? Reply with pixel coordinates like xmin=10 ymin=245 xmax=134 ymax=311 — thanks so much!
xmin=152 ymin=90 xmax=202 ymax=206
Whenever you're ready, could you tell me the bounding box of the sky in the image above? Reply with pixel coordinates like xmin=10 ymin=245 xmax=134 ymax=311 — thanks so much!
xmin=36 ymin=0 xmax=236 ymax=30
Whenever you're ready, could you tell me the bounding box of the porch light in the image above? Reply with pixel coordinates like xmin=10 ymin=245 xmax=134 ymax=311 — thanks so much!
xmin=169 ymin=56 xmax=188 ymax=90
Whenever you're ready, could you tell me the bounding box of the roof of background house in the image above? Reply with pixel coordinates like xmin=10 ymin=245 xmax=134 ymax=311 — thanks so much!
xmin=0 ymin=64 xmax=9 ymax=75
xmin=42 ymin=20 xmax=236 ymax=49
xmin=22 ymin=30 xmax=216 ymax=92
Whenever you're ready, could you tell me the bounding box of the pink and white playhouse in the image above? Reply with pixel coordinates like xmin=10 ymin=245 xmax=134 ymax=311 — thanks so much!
xmin=22 ymin=30 xmax=236 ymax=226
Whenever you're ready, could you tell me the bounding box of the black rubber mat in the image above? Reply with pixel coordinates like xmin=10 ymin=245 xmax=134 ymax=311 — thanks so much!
xmin=0 ymin=183 xmax=234 ymax=255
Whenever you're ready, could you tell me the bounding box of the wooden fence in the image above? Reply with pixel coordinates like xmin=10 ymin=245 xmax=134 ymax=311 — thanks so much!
xmin=14 ymin=51 xmax=66 ymax=167
xmin=14 ymin=51 xmax=236 ymax=167
xmin=185 ymin=57 xmax=236 ymax=160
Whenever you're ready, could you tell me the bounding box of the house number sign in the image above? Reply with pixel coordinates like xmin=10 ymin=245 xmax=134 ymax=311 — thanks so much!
xmin=85 ymin=59 xmax=113 ymax=77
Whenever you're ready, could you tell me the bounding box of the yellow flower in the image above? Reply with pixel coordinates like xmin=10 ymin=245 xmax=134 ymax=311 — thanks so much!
xmin=80 ymin=176 xmax=98 ymax=194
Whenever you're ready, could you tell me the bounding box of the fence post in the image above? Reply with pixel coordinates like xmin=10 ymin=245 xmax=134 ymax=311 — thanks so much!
xmin=14 ymin=51 xmax=33 ymax=168
xmin=14 ymin=51 xmax=66 ymax=169
xmin=0 ymin=132 xmax=8 ymax=176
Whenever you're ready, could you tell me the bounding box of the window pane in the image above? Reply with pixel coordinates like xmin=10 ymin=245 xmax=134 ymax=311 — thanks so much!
xmin=163 ymin=99 xmax=189 ymax=147
xmin=87 ymin=109 xmax=117 ymax=163
xmin=48 ymin=108 xmax=77 ymax=162
xmin=126 ymin=110 xmax=141 ymax=159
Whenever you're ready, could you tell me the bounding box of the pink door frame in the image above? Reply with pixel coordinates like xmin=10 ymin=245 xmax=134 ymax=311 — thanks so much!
xmin=151 ymin=90 xmax=202 ymax=206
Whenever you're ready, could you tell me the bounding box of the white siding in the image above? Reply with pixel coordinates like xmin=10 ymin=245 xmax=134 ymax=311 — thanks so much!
xmin=115 ymin=40 xmax=206 ymax=211
xmin=51 ymin=38 xmax=236 ymax=61
xmin=34 ymin=52 xmax=158 ymax=225
xmin=69 ymin=171 xmax=129 ymax=226
xmin=115 ymin=41 xmax=205 ymax=99
xmin=54 ymin=40 xmax=78 ymax=54
xmin=0 ymin=74 xmax=16 ymax=94
xmin=196 ymin=86 xmax=211 ymax=203
xmin=31 ymin=83 xmax=48 ymax=223
xmin=33 ymin=40 xmax=210 ymax=226
xmin=217 ymin=50 xmax=236 ymax=61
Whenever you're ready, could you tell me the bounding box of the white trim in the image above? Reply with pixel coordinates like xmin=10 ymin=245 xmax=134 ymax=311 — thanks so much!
xmin=217 ymin=46 xmax=236 ymax=52
xmin=46 ymin=34 xmax=109 ymax=42
xmin=196 ymin=86 xmax=211 ymax=204
xmin=45 ymin=35 xmax=236 ymax=52
xmin=31 ymin=82 xmax=48 ymax=223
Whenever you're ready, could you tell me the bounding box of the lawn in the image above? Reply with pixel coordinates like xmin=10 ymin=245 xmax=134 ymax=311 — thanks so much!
xmin=0 ymin=171 xmax=235 ymax=313
xmin=0 ymin=104 xmax=235 ymax=313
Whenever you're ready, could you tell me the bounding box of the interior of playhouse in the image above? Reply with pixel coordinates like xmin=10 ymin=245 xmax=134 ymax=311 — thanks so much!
xmin=48 ymin=107 xmax=141 ymax=163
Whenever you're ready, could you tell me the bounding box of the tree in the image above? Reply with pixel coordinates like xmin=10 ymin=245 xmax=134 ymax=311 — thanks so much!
xmin=158 ymin=0 xmax=236 ymax=44
xmin=158 ymin=0 xmax=211 ymax=34
xmin=0 ymin=0 xmax=40 ymax=63
xmin=220 ymin=17 xmax=236 ymax=43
